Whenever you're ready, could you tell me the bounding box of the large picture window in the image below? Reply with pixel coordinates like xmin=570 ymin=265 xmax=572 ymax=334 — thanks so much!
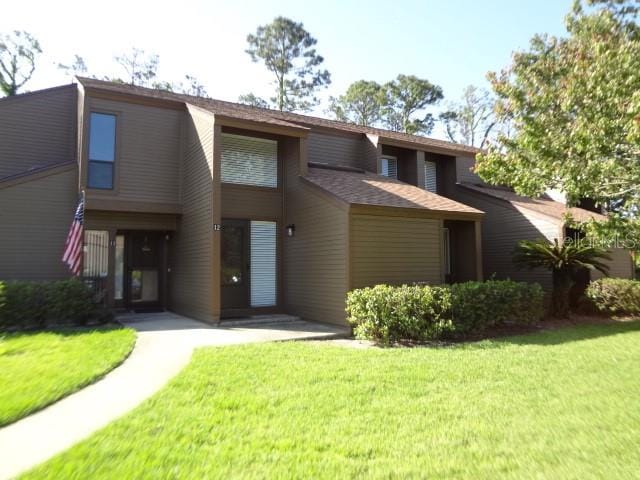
xmin=87 ymin=112 xmax=117 ymax=189
xmin=221 ymin=133 xmax=278 ymax=188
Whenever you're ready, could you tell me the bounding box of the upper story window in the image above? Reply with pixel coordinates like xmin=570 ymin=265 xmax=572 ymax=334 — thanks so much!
xmin=424 ymin=160 xmax=437 ymax=193
xmin=381 ymin=156 xmax=398 ymax=179
xmin=87 ymin=112 xmax=117 ymax=189
xmin=221 ymin=133 xmax=278 ymax=188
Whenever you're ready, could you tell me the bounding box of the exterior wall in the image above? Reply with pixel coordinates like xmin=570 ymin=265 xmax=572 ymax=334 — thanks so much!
xmin=0 ymin=166 xmax=78 ymax=280
xmin=83 ymin=96 xmax=182 ymax=207
xmin=84 ymin=211 xmax=177 ymax=231
xmin=0 ymin=86 xmax=77 ymax=179
xmin=445 ymin=219 xmax=479 ymax=283
xmin=307 ymin=131 xmax=364 ymax=170
xmin=284 ymin=138 xmax=350 ymax=325
xmin=221 ymin=184 xmax=281 ymax=220
xmin=451 ymin=187 xmax=558 ymax=290
xmin=350 ymin=214 xmax=443 ymax=288
xmin=455 ymin=155 xmax=482 ymax=184
xmin=593 ymin=248 xmax=634 ymax=280
xmin=170 ymin=108 xmax=215 ymax=321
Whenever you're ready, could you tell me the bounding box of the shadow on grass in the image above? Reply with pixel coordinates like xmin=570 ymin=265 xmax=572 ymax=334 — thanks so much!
xmin=0 ymin=323 xmax=125 ymax=340
xmin=484 ymin=320 xmax=640 ymax=347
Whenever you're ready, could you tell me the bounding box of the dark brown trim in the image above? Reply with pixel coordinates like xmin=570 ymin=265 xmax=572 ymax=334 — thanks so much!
xmin=308 ymin=162 xmax=365 ymax=173
xmin=350 ymin=203 xmax=484 ymax=221
xmin=378 ymin=136 xmax=479 ymax=157
xmin=214 ymin=113 xmax=309 ymax=137
xmin=83 ymin=87 xmax=186 ymax=111
xmin=85 ymin=197 xmax=182 ymax=214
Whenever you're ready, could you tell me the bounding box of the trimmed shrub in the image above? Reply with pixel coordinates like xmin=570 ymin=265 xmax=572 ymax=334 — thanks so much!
xmin=346 ymin=280 xmax=545 ymax=344
xmin=585 ymin=278 xmax=640 ymax=316
xmin=0 ymin=279 xmax=107 ymax=330
xmin=450 ymin=280 xmax=544 ymax=334
xmin=347 ymin=285 xmax=453 ymax=344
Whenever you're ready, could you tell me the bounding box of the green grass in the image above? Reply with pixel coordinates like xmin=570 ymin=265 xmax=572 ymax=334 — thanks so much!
xmin=24 ymin=322 xmax=640 ymax=479
xmin=0 ymin=326 xmax=136 ymax=427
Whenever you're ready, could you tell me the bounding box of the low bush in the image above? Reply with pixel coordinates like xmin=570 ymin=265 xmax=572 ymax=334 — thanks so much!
xmin=0 ymin=279 xmax=109 ymax=330
xmin=346 ymin=280 xmax=545 ymax=344
xmin=585 ymin=278 xmax=640 ymax=316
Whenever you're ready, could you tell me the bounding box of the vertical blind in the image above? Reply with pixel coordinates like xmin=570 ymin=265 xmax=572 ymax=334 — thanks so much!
xmin=381 ymin=157 xmax=398 ymax=178
xmin=221 ymin=133 xmax=278 ymax=188
xmin=250 ymin=221 xmax=277 ymax=307
xmin=424 ymin=160 xmax=437 ymax=193
xmin=83 ymin=230 xmax=109 ymax=278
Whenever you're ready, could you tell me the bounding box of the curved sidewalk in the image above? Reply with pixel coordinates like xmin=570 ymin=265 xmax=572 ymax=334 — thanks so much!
xmin=0 ymin=313 xmax=348 ymax=479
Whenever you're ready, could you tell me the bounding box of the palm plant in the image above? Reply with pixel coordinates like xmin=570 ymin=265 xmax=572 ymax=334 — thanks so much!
xmin=513 ymin=238 xmax=611 ymax=318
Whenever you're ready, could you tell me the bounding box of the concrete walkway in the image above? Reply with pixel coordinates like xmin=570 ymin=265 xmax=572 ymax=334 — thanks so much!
xmin=0 ymin=312 xmax=348 ymax=479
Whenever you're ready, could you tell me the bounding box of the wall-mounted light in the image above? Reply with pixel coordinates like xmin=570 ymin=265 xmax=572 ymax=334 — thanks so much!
xmin=286 ymin=224 xmax=296 ymax=237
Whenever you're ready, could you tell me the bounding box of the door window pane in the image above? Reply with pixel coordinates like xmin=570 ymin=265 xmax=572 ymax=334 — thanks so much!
xmin=250 ymin=221 xmax=277 ymax=307
xmin=83 ymin=230 xmax=109 ymax=278
xmin=114 ymin=235 xmax=125 ymax=300
xmin=130 ymin=270 xmax=159 ymax=302
xmin=221 ymin=225 xmax=244 ymax=285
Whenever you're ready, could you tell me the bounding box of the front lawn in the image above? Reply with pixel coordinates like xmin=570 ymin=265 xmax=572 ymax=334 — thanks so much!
xmin=0 ymin=326 xmax=136 ymax=427
xmin=24 ymin=322 xmax=640 ymax=479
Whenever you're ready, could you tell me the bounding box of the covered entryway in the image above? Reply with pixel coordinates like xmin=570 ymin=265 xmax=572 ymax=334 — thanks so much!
xmin=121 ymin=231 xmax=168 ymax=311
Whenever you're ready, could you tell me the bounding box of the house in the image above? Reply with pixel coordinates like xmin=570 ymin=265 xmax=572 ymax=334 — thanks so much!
xmin=0 ymin=79 xmax=633 ymax=325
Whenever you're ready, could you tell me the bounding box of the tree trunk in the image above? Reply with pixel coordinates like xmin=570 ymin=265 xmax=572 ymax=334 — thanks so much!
xmin=551 ymin=269 xmax=572 ymax=318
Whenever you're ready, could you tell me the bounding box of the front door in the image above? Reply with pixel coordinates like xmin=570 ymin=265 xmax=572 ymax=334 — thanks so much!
xmin=126 ymin=232 xmax=164 ymax=310
xmin=221 ymin=219 xmax=250 ymax=310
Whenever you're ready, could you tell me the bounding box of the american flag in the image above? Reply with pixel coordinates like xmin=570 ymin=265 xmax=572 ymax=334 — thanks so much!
xmin=62 ymin=195 xmax=85 ymax=276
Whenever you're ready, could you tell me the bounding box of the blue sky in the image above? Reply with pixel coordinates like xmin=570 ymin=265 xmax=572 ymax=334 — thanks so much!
xmin=3 ymin=0 xmax=573 ymax=138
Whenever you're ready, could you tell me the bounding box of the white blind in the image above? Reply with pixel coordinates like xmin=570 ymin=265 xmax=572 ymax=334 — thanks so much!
xmin=381 ymin=157 xmax=398 ymax=178
xmin=250 ymin=221 xmax=277 ymax=307
xmin=221 ymin=133 xmax=278 ymax=188
xmin=425 ymin=160 xmax=437 ymax=193
xmin=83 ymin=230 xmax=109 ymax=278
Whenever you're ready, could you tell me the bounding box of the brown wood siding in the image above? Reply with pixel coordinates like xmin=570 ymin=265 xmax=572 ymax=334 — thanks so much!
xmin=221 ymin=184 xmax=282 ymax=220
xmin=307 ymin=131 xmax=364 ymax=170
xmin=0 ymin=167 xmax=77 ymax=280
xmin=455 ymin=155 xmax=482 ymax=184
xmin=350 ymin=214 xmax=443 ymax=288
xmin=0 ymin=86 xmax=76 ymax=179
xmin=593 ymin=248 xmax=634 ymax=280
xmin=84 ymin=211 xmax=177 ymax=230
xmin=170 ymin=109 xmax=215 ymax=321
xmin=452 ymin=186 xmax=558 ymax=290
xmin=283 ymin=137 xmax=349 ymax=325
xmin=85 ymin=97 xmax=181 ymax=206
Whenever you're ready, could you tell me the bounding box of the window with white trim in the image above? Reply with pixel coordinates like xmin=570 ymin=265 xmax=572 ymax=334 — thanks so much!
xmin=221 ymin=133 xmax=278 ymax=188
xmin=381 ymin=156 xmax=398 ymax=178
xmin=424 ymin=160 xmax=437 ymax=193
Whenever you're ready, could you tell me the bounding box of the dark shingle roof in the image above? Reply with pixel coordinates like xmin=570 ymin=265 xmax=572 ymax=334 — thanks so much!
xmin=305 ymin=165 xmax=483 ymax=215
xmin=76 ymin=77 xmax=478 ymax=156
xmin=459 ymin=183 xmax=607 ymax=223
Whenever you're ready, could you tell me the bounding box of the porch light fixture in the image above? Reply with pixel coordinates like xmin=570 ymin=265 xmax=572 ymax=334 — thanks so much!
xmin=286 ymin=224 xmax=296 ymax=237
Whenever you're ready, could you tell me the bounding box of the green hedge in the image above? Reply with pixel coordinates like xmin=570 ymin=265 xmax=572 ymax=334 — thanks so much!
xmin=585 ymin=278 xmax=640 ymax=316
xmin=346 ymin=280 xmax=544 ymax=343
xmin=0 ymin=279 xmax=109 ymax=330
